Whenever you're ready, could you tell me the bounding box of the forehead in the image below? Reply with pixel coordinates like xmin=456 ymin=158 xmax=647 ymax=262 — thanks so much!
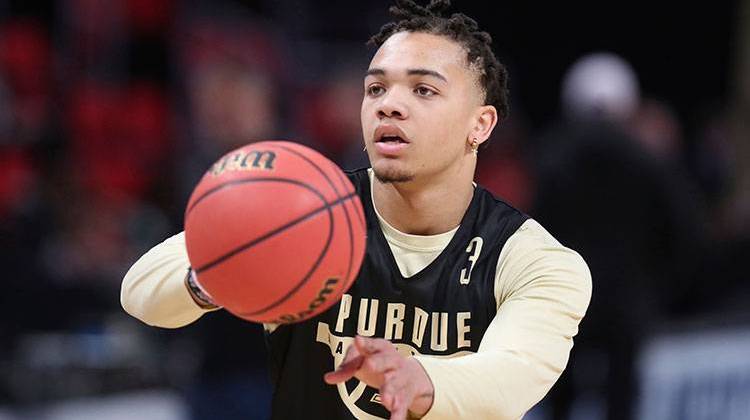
xmin=369 ymin=31 xmax=470 ymax=79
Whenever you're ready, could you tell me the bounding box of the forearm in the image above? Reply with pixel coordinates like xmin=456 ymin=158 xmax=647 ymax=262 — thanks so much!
xmin=415 ymin=347 xmax=563 ymax=420
xmin=120 ymin=232 xmax=211 ymax=328
xmin=414 ymin=304 xmax=579 ymax=420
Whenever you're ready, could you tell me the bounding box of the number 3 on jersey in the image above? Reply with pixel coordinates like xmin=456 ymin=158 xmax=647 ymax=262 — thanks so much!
xmin=459 ymin=237 xmax=483 ymax=285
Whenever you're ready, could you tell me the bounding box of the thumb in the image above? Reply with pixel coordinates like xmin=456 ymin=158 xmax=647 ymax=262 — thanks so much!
xmin=324 ymin=341 xmax=364 ymax=384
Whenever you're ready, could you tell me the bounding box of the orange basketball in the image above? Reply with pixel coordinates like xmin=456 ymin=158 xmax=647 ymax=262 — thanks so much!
xmin=184 ymin=141 xmax=366 ymax=324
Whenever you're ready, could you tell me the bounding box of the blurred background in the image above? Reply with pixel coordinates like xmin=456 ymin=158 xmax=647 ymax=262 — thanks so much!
xmin=0 ymin=0 xmax=748 ymax=419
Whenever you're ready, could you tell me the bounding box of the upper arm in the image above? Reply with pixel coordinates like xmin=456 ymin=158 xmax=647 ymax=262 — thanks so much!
xmin=488 ymin=218 xmax=592 ymax=366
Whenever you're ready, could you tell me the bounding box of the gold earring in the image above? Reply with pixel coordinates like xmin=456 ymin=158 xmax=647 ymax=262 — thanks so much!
xmin=471 ymin=139 xmax=479 ymax=154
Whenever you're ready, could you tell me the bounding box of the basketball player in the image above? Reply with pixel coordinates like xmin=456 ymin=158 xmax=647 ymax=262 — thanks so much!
xmin=121 ymin=1 xmax=591 ymax=419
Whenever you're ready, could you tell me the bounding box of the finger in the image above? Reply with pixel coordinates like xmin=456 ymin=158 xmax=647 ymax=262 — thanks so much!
xmin=323 ymin=339 xmax=362 ymax=384
xmin=379 ymin=372 xmax=401 ymax=411
xmin=324 ymin=354 xmax=364 ymax=384
xmin=355 ymin=335 xmax=392 ymax=356
xmin=381 ymin=392 xmax=394 ymax=411
xmin=382 ymin=370 xmax=413 ymax=412
xmin=389 ymin=394 xmax=410 ymax=420
xmin=362 ymin=352 xmax=400 ymax=375
xmin=341 ymin=341 xmax=361 ymax=364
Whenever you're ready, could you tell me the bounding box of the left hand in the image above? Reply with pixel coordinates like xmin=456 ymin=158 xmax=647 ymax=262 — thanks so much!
xmin=324 ymin=336 xmax=434 ymax=420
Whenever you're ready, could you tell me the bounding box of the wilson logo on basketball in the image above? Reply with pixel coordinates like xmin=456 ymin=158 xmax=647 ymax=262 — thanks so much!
xmin=209 ymin=150 xmax=277 ymax=176
xmin=275 ymin=277 xmax=340 ymax=324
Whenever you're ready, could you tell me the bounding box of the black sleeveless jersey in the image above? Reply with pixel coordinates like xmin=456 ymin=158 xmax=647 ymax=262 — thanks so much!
xmin=266 ymin=168 xmax=528 ymax=419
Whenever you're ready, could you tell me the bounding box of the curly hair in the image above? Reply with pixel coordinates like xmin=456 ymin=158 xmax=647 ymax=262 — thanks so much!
xmin=368 ymin=0 xmax=509 ymax=121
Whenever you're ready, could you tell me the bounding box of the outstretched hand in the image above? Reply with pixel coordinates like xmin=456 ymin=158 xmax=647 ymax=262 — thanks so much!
xmin=324 ymin=336 xmax=434 ymax=420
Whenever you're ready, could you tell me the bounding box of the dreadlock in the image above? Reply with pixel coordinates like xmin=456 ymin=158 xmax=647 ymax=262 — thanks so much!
xmin=368 ymin=0 xmax=509 ymax=121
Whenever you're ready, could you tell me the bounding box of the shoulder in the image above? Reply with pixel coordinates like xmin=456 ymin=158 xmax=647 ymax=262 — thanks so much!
xmin=475 ymin=184 xmax=527 ymax=217
xmin=494 ymin=218 xmax=592 ymax=308
xmin=501 ymin=218 xmax=590 ymax=277
xmin=471 ymin=185 xmax=530 ymax=240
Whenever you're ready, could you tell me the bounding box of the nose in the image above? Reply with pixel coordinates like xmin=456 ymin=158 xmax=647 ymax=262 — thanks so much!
xmin=376 ymin=89 xmax=408 ymax=120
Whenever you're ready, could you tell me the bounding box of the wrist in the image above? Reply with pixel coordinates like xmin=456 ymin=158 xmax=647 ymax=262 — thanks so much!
xmin=184 ymin=268 xmax=219 ymax=310
xmin=407 ymin=358 xmax=435 ymax=418
xmin=408 ymin=393 xmax=434 ymax=419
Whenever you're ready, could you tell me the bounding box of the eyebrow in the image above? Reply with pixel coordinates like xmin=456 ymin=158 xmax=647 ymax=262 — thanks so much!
xmin=365 ymin=68 xmax=448 ymax=83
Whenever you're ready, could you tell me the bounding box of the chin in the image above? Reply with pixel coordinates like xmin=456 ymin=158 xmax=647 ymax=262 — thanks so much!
xmin=372 ymin=163 xmax=415 ymax=184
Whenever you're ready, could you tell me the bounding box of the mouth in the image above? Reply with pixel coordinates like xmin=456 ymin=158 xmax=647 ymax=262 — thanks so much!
xmin=376 ymin=136 xmax=408 ymax=145
xmin=374 ymin=125 xmax=411 ymax=145
xmin=371 ymin=125 xmax=411 ymax=156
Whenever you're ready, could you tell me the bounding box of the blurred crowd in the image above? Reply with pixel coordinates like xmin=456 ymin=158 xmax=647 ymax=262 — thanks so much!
xmin=0 ymin=1 xmax=747 ymax=419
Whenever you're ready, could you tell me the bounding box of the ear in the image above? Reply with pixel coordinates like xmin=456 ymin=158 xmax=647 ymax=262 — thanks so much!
xmin=469 ymin=105 xmax=498 ymax=147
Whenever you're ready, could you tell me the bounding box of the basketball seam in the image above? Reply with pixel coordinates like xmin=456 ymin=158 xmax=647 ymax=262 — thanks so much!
xmin=193 ymin=191 xmax=357 ymax=274
xmin=186 ymin=177 xmax=319 ymax=217
xmin=274 ymin=144 xmax=357 ymax=287
xmin=238 ymin=193 xmax=337 ymax=317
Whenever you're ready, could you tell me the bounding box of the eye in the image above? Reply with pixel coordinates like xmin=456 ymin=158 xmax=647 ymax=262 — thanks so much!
xmin=415 ymin=86 xmax=436 ymax=97
xmin=366 ymin=85 xmax=385 ymax=97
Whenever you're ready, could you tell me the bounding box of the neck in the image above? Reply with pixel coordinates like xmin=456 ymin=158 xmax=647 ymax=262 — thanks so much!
xmin=372 ymin=159 xmax=476 ymax=235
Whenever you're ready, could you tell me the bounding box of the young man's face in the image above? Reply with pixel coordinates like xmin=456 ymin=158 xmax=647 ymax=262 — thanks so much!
xmin=361 ymin=31 xmax=484 ymax=184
